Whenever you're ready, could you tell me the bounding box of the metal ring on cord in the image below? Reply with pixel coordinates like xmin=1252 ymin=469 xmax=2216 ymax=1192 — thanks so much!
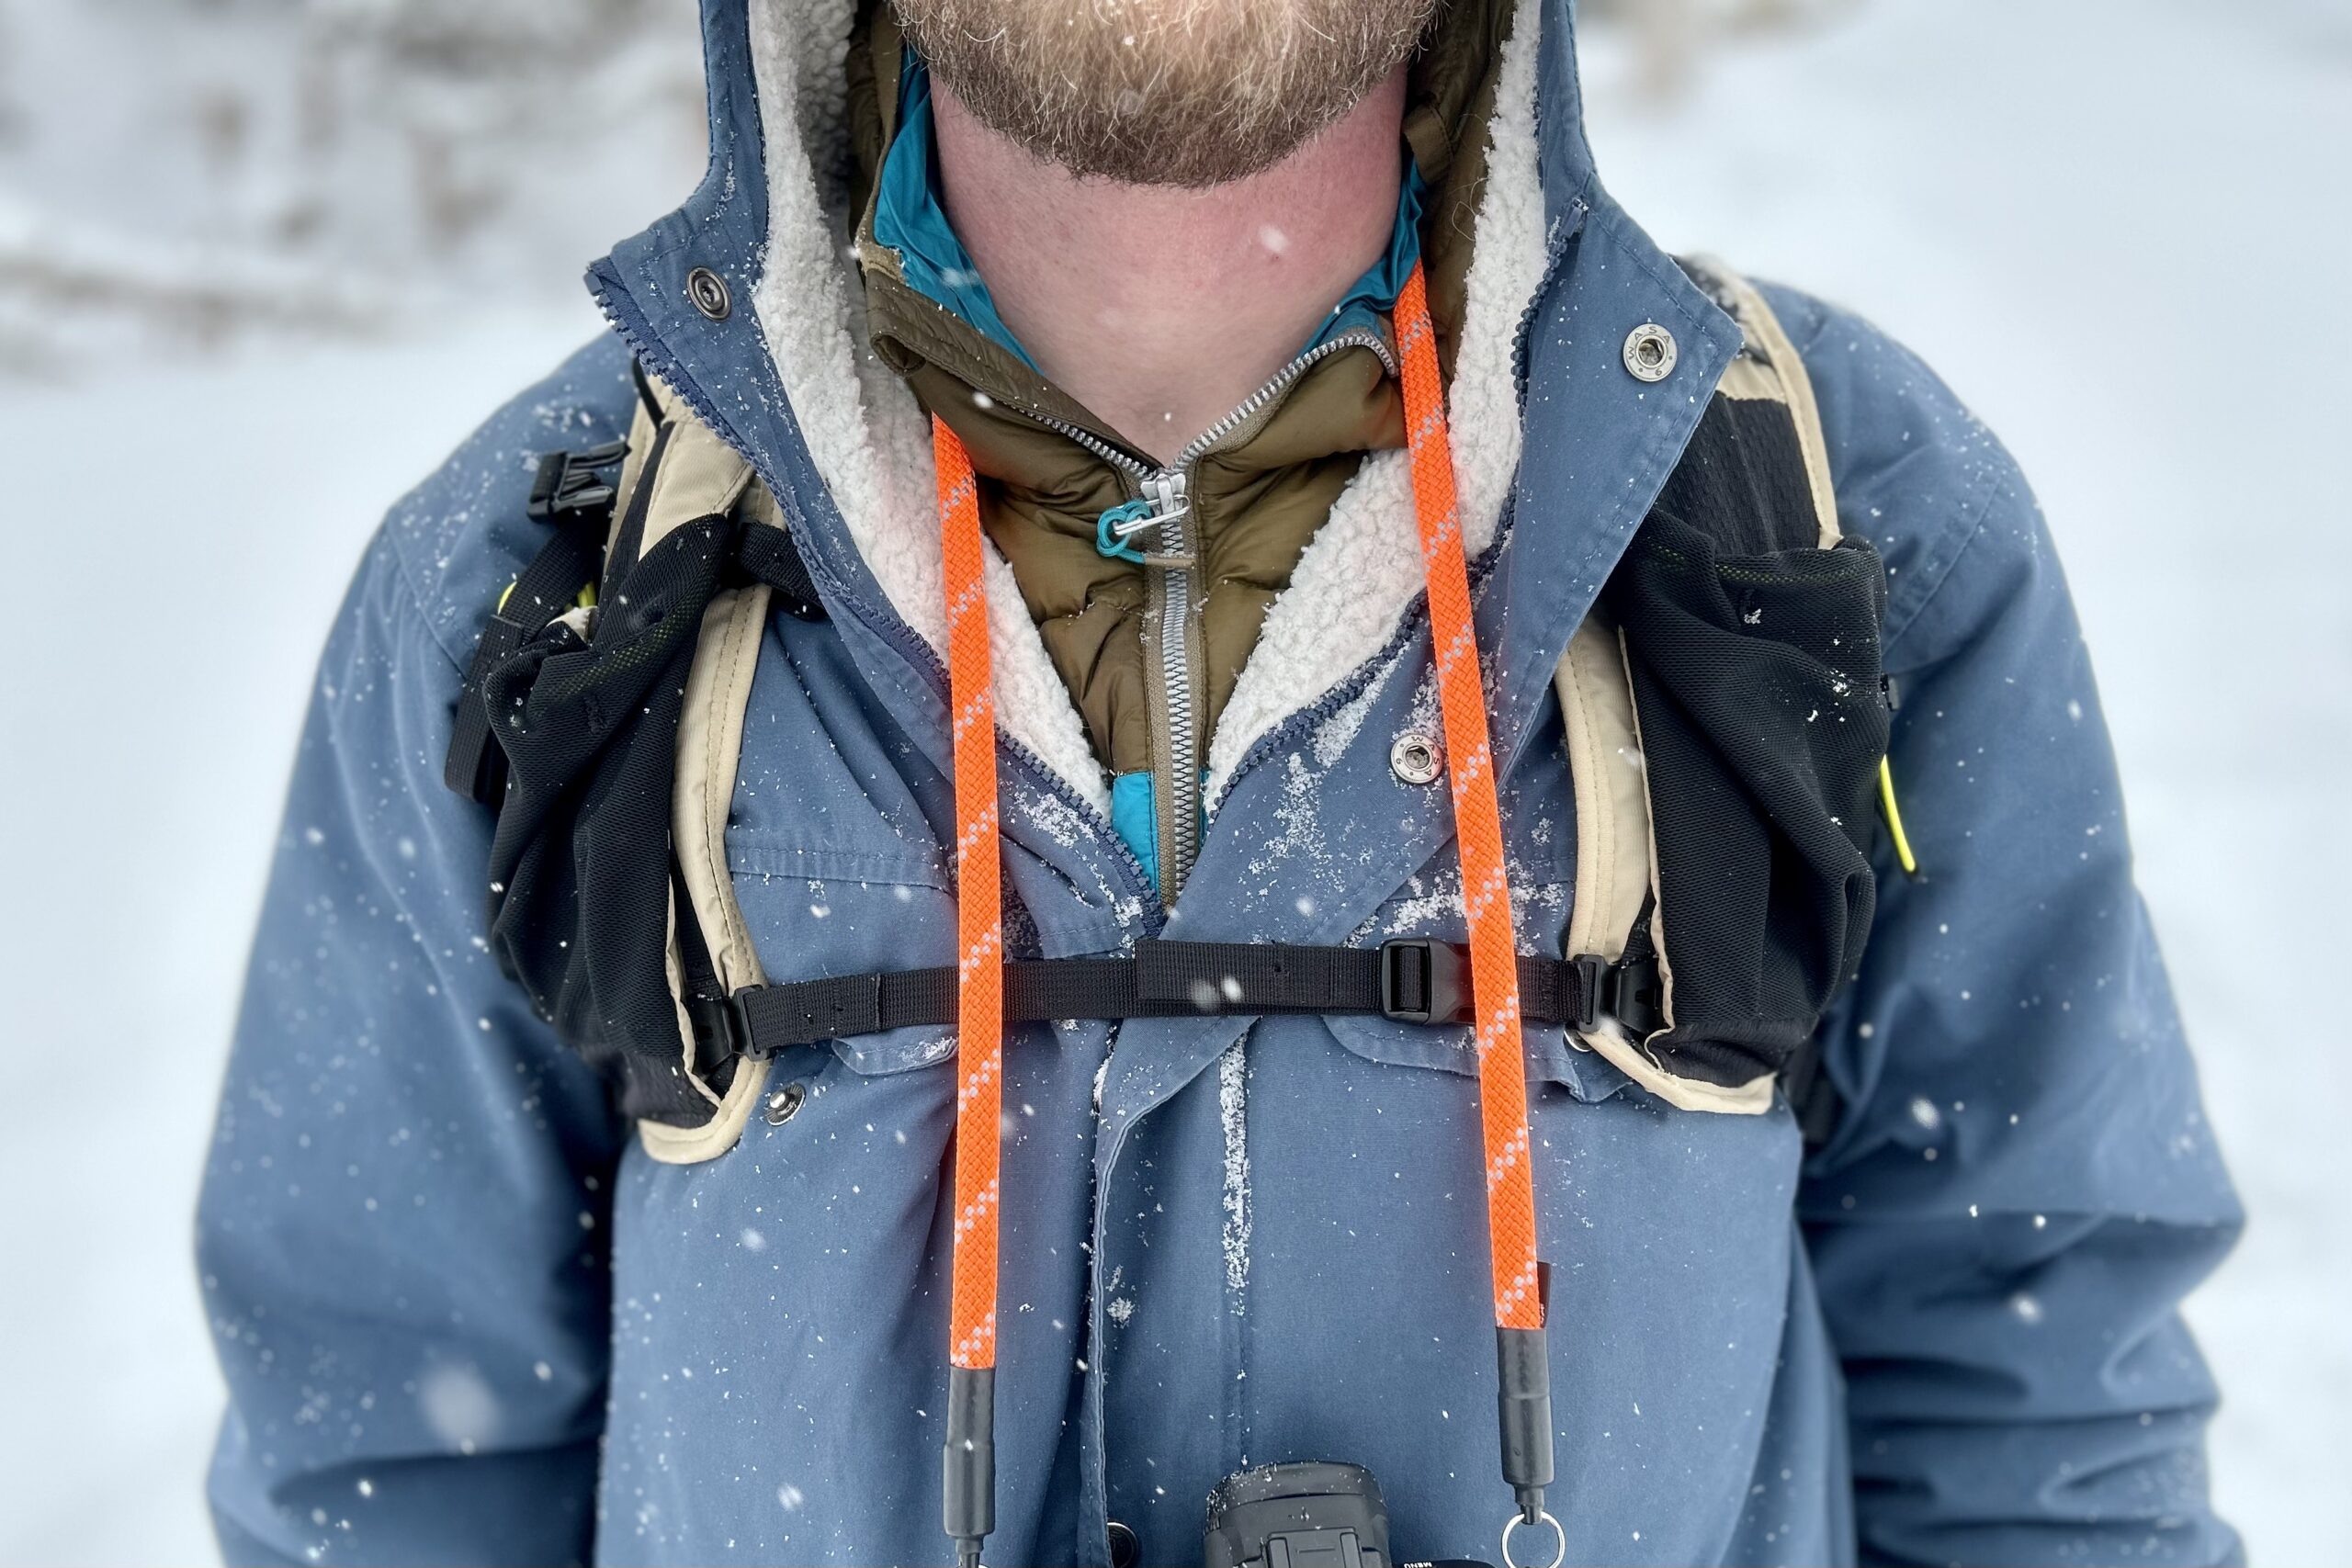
xmin=1501 ymin=1509 xmax=1566 ymax=1568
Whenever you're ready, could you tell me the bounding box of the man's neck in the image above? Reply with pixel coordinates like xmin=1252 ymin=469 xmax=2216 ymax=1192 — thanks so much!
xmin=931 ymin=71 xmax=1408 ymax=467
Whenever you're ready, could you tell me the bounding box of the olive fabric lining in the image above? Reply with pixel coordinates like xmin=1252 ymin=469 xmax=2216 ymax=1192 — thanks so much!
xmin=842 ymin=0 xmax=1514 ymax=784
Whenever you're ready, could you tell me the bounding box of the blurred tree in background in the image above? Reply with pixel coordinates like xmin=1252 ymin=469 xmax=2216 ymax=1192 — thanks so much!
xmin=283 ymin=0 xmax=704 ymax=252
xmin=0 ymin=0 xmax=703 ymax=367
xmin=1582 ymin=0 xmax=1858 ymax=100
xmin=0 ymin=0 xmax=1849 ymax=369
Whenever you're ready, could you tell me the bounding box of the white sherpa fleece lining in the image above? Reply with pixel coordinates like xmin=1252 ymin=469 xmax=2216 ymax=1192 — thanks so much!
xmin=744 ymin=0 xmax=1549 ymax=818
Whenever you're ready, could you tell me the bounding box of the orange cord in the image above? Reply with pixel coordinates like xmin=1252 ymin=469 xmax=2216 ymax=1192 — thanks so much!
xmin=1395 ymin=264 xmax=1544 ymax=1331
xmin=936 ymin=415 xmax=1004 ymax=1373
xmin=927 ymin=260 xmax=1543 ymax=1502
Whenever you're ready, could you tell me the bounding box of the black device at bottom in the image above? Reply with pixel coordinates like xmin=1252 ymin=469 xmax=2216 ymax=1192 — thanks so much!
xmin=1201 ymin=1461 xmax=1494 ymax=1568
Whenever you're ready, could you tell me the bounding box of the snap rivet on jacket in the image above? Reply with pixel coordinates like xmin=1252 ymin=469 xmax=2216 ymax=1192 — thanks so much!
xmin=687 ymin=266 xmax=733 ymax=321
xmin=1391 ymin=731 xmax=1443 ymax=785
xmin=763 ymin=1082 xmax=806 ymax=1126
xmin=1623 ymin=322 xmax=1677 ymax=382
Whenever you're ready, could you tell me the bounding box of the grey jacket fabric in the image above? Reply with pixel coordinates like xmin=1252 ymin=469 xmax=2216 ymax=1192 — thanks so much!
xmin=197 ymin=1 xmax=2243 ymax=1563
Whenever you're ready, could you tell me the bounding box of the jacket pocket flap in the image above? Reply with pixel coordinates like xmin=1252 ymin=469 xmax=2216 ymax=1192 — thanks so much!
xmin=1321 ymin=1012 xmax=1634 ymax=1105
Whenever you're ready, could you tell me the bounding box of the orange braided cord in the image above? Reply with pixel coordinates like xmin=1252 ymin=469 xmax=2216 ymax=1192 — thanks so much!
xmin=935 ymin=417 xmax=1004 ymax=1371
xmin=1396 ymin=265 xmax=1544 ymax=1331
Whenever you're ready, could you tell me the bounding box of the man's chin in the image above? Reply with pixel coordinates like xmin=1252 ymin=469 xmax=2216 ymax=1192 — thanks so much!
xmin=889 ymin=0 xmax=1439 ymax=187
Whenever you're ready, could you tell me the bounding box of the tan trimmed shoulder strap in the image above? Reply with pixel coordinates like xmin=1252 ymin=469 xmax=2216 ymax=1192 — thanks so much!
xmin=1685 ymin=256 xmax=1838 ymax=547
xmin=604 ymin=376 xmax=784 ymax=1165
xmin=1555 ymin=620 xmax=1651 ymax=976
xmin=1549 ymin=258 xmax=1837 ymax=1118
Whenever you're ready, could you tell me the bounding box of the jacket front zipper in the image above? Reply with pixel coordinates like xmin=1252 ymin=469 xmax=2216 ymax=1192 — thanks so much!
xmin=1020 ymin=326 xmax=1397 ymax=902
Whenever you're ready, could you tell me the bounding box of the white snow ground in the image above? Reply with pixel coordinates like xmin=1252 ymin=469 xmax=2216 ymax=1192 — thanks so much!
xmin=1 ymin=2 xmax=2345 ymax=1562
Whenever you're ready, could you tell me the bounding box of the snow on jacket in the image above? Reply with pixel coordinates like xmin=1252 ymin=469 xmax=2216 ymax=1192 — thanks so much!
xmin=197 ymin=0 xmax=2242 ymax=1562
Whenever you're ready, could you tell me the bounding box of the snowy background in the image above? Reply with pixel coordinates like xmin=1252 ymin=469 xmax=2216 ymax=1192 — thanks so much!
xmin=2 ymin=0 xmax=2346 ymax=1562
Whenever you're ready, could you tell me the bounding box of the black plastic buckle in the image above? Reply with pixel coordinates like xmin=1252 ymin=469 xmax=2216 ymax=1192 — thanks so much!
xmin=1379 ymin=939 xmax=1473 ymax=1025
xmin=1607 ymin=955 xmax=1665 ymax=1037
xmin=684 ymin=991 xmax=749 ymax=1073
xmin=1566 ymin=953 xmax=1665 ymax=1037
xmin=1567 ymin=953 xmax=1609 ymax=1032
xmin=526 ymin=440 xmax=629 ymax=525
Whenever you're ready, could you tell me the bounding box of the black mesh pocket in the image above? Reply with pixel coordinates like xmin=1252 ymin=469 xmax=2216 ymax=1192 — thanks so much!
xmin=1601 ymin=513 xmax=1889 ymax=1089
xmin=479 ymin=515 xmax=737 ymax=1124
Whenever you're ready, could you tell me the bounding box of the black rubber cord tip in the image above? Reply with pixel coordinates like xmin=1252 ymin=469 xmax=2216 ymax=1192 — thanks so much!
xmin=1496 ymin=1323 xmax=1555 ymax=1504
xmin=943 ymin=1366 xmax=996 ymax=1568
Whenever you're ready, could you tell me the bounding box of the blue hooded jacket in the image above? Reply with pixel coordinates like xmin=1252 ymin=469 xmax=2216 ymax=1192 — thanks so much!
xmin=197 ymin=2 xmax=2243 ymax=1564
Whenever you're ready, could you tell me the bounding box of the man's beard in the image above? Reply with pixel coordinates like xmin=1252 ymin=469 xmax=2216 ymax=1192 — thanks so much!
xmin=889 ymin=0 xmax=1440 ymax=187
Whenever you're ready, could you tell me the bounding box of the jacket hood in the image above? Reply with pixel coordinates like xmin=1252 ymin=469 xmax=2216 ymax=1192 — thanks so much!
xmin=587 ymin=0 xmax=1743 ymax=921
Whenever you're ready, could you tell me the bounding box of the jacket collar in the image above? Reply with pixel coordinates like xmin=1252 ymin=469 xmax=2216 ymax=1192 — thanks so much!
xmin=586 ymin=0 xmax=1741 ymax=959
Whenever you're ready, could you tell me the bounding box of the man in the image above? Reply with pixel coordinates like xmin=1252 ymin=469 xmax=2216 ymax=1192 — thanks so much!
xmin=198 ymin=0 xmax=2243 ymax=1563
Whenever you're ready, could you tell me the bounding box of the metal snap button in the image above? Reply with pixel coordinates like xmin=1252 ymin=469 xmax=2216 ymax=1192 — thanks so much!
xmin=763 ymin=1081 xmax=806 ymax=1126
xmin=1390 ymin=731 xmax=1442 ymax=785
xmin=1623 ymin=322 xmax=1677 ymax=382
xmin=1106 ymin=1520 xmax=1139 ymax=1568
xmin=686 ymin=266 xmax=732 ymax=321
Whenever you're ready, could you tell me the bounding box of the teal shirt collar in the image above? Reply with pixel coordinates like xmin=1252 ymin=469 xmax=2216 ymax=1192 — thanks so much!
xmin=876 ymin=51 xmax=1424 ymax=376
xmin=875 ymin=55 xmax=1044 ymax=372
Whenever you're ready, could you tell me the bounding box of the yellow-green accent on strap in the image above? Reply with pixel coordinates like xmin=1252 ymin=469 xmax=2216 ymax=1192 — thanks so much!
xmin=1878 ymin=755 xmax=1919 ymax=877
xmin=493 ymin=579 xmax=597 ymax=616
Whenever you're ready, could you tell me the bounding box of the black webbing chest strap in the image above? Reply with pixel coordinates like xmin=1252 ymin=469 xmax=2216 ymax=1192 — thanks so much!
xmin=451 ymin=438 xmax=1667 ymax=1089
xmin=447 ymin=411 xmax=1663 ymax=1103
xmin=687 ymin=937 xmax=1664 ymax=1074
xmin=451 ymin=281 xmax=1877 ymax=1146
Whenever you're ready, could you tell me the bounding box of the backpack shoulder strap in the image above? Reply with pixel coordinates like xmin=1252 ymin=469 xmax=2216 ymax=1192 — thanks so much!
xmin=442 ymin=364 xmax=826 ymax=1164
xmin=1684 ymin=262 xmax=1850 ymax=1145
xmin=1682 ymin=256 xmax=1838 ymax=547
xmin=1550 ymin=258 xmax=1849 ymax=1122
xmin=614 ymin=373 xmax=791 ymax=1166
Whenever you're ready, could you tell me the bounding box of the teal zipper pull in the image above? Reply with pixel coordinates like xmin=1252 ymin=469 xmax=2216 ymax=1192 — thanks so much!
xmin=1095 ymin=499 xmax=1154 ymax=563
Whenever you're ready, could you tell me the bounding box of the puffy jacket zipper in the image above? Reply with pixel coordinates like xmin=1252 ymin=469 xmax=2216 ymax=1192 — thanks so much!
xmin=1022 ymin=326 xmax=1397 ymax=900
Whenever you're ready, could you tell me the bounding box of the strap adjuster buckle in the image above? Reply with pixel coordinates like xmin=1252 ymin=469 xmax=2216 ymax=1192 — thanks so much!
xmin=1567 ymin=953 xmax=1608 ymax=1032
xmin=1607 ymin=956 xmax=1665 ymax=1037
xmin=1380 ymin=938 xmax=1473 ymax=1025
xmin=684 ymin=991 xmax=752 ymax=1071
xmin=526 ymin=440 xmax=629 ymax=525
xmin=1566 ymin=953 xmax=1665 ymax=1037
